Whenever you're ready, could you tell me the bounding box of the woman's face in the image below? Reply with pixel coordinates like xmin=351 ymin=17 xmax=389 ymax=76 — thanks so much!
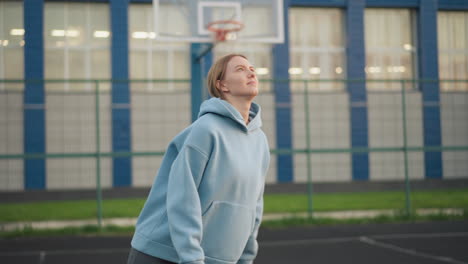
xmin=218 ymin=56 xmax=258 ymax=99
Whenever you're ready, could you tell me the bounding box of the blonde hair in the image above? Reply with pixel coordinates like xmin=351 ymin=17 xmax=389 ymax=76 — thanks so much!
xmin=207 ymin=54 xmax=247 ymax=98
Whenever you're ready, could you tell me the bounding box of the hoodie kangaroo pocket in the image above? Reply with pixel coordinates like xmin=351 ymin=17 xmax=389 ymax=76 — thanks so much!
xmin=201 ymin=201 xmax=254 ymax=262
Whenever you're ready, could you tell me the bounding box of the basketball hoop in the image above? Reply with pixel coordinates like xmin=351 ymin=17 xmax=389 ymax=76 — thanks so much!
xmin=207 ymin=20 xmax=244 ymax=42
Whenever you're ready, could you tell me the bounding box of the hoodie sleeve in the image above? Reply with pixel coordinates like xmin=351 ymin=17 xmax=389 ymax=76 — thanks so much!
xmin=166 ymin=144 xmax=209 ymax=264
xmin=236 ymin=185 xmax=264 ymax=264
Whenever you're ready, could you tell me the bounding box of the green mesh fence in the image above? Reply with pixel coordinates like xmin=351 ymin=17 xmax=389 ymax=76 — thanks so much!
xmin=0 ymin=79 xmax=467 ymax=225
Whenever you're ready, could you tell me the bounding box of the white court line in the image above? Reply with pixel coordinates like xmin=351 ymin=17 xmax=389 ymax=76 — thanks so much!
xmin=370 ymin=232 xmax=468 ymax=240
xmin=359 ymin=236 xmax=468 ymax=264
xmin=261 ymin=232 xmax=468 ymax=247
xmin=0 ymin=248 xmax=130 ymax=257
xmin=261 ymin=236 xmax=356 ymax=247
xmin=38 ymin=251 xmax=45 ymax=264
xmin=1 ymin=232 xmax=468 ymax=259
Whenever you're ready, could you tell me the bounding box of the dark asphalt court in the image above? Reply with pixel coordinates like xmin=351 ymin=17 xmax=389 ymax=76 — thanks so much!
xmin=1 ymin=220 xmax=467 ymax=264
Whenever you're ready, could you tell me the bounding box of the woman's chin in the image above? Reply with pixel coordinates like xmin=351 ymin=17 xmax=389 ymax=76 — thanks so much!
xmin=249 ymin=86 xmax=259 ymax=95
xmin=246 ymin=89 xmax=259 ymax=98
xmin=230 ymin=87 xmax=259 ymax=100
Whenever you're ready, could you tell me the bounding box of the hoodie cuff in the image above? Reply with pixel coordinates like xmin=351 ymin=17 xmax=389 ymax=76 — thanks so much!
xmin=237 ymin=260 xmax=254 ymax=264
xmin=182 ymin=261 xmax=204 ymax=264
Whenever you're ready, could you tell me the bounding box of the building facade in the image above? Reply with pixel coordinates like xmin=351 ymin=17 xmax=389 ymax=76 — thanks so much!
xmin=0 ymin=0 xmax=467 ymax=191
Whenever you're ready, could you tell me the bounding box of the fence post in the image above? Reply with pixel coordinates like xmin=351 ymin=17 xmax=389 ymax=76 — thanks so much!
xmin=95 ymin=80 xmax=103 ymax=228
xmin=304 ymin=81 xmax=314 ymax=217
xmin=401 ymin=80 xmax=411 ymax=215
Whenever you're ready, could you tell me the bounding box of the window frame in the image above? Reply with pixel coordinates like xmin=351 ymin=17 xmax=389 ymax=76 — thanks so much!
xmin=288 ymin=7 xmax=347 ymax=92
xmin=44 ymin=2 xmax=111 ymax=91
xmin=364 ymin=8 xmax=419 ymax=91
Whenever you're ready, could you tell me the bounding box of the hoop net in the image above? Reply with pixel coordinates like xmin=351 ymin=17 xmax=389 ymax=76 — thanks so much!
xmin=207 ymin=20 xmax=244 ymax=42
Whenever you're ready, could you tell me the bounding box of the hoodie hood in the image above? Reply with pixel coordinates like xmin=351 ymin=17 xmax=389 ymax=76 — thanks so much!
xmin=198 ymin=97 xmax=262 ymax=133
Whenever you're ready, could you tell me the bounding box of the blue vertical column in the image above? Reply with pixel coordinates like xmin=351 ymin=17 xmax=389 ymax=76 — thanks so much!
xmin=190 ymin=44 xmax=212 ymax=122
xmin=111 ymin=0 xmax=132 ymax=186
xmin=346 ymin=0 xmax=369 ymax=180
xmin=202 ymin=48 xmax=213 ymax=97
xmin=189 ymin=0 xmax=212 ymax=122
xmin=419 ymin=0 xmax=442 ymax=179
xmin=191 ymin=44 xmax=203 ymax=122
xmin=23 ymin=0 xmax=46 ymax=189
xmin=272 ymin=0 xmax=293 ymax=182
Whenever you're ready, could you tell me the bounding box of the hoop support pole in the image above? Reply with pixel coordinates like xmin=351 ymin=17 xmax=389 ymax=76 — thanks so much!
xmin=195 ymin=43 xmax=215 ymax=62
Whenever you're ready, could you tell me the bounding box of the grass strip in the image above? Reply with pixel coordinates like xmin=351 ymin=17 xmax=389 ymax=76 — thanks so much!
xmin=263 ymin=188 xmax=468 ymax=213
xmin=0 ymin=198 xmax=145 ymax=222
xmin=0 ymin=225 xmax=135 ymax=239
xmin=1 ymin=189 xmax=467 ymax=222
xmin=261 ymin=210 xmax=468 ymax=228
xmin=1 ymin=211 xmax=467 ymax=239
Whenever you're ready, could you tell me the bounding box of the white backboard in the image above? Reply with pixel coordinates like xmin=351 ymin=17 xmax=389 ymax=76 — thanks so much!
xmin=153 ymin=0 xmax=285 ymax=43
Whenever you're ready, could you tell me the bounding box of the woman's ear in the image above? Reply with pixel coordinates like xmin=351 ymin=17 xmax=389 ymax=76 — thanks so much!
xmin=216 ymin=80 xmax=229 ymax=93
xmin=215 ymin=80 xmax=223 ymax=96
xmin=217 ymin=80 xmax=229 ymax=93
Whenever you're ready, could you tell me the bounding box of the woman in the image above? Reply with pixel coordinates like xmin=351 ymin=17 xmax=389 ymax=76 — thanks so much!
xmin=128 ymin=54 xmax=270 ymax=264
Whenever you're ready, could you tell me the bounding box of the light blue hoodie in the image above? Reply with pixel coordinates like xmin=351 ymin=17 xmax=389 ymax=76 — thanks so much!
xmin=131 ymin=98 xmax=270 ymax=264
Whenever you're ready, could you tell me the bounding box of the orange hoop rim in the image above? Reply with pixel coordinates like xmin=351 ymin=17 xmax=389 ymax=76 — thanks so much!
xmin=206 ymin=20 xmax=244 ymax=41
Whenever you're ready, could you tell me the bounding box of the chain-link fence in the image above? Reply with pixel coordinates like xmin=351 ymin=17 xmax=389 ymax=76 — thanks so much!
xmin=1 ymin=79 xmax=467 ymax=224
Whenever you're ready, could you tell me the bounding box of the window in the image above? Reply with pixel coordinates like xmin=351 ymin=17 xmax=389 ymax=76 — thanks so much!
xmin=289 ymin=8 xmax=345 ymax=92
xmin=0 ymin=1 xmax=24 ymax=191
xmin=44 ymin=2 xmax=110 ymax=90
xmin=365 ymin=8 xmax=417 ymax=91
xmin=129 ymin=4 xmax=190 ymax=91
xmin=0 ymin=1 xmax=24 ymax=89
xmin=438 ymin=11 xmax=468 ymax=91
xmin=130 ymin=4 xmax=192 ymax=186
